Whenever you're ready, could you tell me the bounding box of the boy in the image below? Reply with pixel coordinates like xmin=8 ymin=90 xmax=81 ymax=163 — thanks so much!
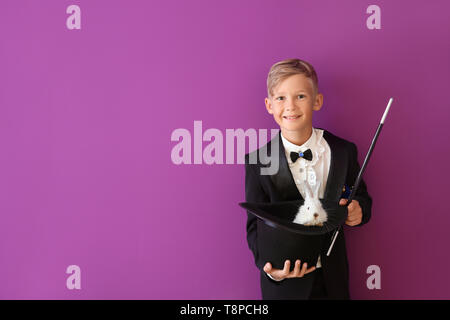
xmin=244 ymin=58 xmax=372 ymax=300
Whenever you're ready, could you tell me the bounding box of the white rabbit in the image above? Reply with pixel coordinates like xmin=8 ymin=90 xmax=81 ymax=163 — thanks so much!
xmin=293 ymin=181 xmax=328 ymax=226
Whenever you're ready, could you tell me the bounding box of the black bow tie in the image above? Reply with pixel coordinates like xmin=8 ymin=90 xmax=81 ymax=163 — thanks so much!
xmin=290 ymin=149 xmax=313 ymax=162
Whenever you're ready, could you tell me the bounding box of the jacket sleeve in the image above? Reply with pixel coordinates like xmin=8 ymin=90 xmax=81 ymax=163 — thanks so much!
xmin=346 ymin=143 xmax=372 ymax=227
xmin=244 ymin=157 xmax=270 ymax=270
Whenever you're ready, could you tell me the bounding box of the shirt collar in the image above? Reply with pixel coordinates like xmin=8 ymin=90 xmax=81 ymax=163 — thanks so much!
xmin=280 ymin=128 xmax=317 ymax=153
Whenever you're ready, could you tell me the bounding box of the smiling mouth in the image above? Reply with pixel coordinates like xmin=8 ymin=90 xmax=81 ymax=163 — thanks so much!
xmin=283 ymin=115 xmax=301 ymax=120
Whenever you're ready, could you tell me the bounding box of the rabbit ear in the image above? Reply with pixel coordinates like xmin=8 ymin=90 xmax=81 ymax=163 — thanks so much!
xmin=303 ymin=182 xmax=313 ymax=199
xmin=311 ymin=181 xmax=321 ymax=198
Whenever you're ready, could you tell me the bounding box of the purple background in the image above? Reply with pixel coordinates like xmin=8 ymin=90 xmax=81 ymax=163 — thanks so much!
xmin=1 ymin=0 xmax=449 ymax=299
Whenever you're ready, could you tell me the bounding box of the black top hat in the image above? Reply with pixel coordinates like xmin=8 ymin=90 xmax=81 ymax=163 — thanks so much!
xmin=239 ymin=199 xmax=348 ymax=235
xmin=239 ymin=199 xmax=348 ymax=270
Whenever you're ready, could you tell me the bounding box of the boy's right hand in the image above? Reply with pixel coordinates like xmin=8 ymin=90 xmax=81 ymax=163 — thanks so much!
xmin=263 ymin=260 xmax=316 ymax=281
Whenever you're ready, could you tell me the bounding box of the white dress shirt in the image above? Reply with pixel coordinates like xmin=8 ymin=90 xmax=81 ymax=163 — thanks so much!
xmin=266 ymin=128 xmax=331 ymax=281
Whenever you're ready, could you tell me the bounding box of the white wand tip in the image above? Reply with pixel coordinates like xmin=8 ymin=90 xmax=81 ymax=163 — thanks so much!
xmin=380 ymin=97 xmax=393 ymax=124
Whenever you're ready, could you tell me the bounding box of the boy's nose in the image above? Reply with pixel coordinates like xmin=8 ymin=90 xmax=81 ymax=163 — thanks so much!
xmin=286 ymin=101 xmax=297 ymax=110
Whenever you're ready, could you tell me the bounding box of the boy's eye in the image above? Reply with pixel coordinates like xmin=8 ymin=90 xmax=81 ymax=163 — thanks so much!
xmin=275 ymin=95 xmax=305 ymax=101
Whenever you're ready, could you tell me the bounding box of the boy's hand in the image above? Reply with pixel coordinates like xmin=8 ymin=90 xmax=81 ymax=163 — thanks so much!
xmin=263 ymin=260 xmax=316 ymax=281
xmin=339 ymin=199 xmax=362 ymax=226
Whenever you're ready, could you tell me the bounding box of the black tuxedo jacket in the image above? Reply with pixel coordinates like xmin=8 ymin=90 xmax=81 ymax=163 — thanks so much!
xmin=244 ymin=129 xmax=372 ymax=300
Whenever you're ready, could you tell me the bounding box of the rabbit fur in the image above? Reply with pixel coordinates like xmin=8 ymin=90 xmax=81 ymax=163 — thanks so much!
xmin=293 ymin=181 xmax=328 ymax=226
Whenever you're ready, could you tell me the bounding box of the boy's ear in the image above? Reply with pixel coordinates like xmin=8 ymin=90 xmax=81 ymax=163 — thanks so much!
xmin=312 ymin=93 xmax=324 ymax=111
xmin=265 ymin=97 xmax=274 ymax=114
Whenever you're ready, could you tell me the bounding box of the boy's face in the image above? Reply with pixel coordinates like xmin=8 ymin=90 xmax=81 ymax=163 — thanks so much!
xmin=265 ymin=74 xmax=323 ymax=135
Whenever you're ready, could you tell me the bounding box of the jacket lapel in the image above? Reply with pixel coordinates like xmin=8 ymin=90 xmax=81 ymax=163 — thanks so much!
xmin=322 ymin=130 xmax=349 ymax=201
xmin=268 ymin=132 xmax=303 ymax=201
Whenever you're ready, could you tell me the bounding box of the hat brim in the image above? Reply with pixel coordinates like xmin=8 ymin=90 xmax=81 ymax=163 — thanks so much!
xmin=239 ymin=199 xmax=348 ymax=235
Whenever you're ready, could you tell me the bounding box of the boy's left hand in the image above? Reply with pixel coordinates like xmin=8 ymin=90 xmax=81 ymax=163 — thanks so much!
xmin=339 ymin=199 xmax=362 ymax=226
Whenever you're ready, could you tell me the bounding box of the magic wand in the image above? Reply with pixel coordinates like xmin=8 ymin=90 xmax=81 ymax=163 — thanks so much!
xmin=326 ymin=97 xmax=394 ymax=256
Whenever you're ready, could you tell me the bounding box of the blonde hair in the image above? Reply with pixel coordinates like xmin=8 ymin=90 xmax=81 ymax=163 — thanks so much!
xmin=267 ymin=58 xmax=319 ymax=98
